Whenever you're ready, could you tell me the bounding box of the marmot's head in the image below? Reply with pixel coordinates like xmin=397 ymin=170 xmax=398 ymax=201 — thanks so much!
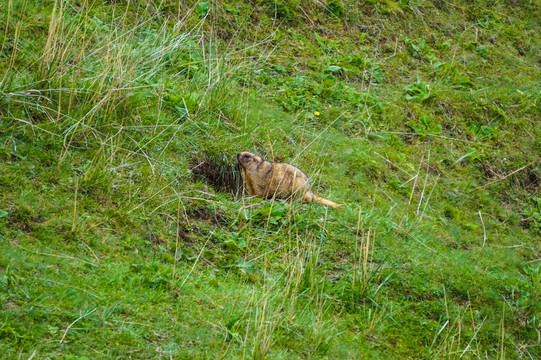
xmin=237 ymin=152 xmax=263 ymax=170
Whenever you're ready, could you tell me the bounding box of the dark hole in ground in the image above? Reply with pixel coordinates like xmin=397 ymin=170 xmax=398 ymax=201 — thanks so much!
xmin=521 ymin=169 xmax=540 ymax=192
xmin=190 ymin=152 xmax=244 ymax=195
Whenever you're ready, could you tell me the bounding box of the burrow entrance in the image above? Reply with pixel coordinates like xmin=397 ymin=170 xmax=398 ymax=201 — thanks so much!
xmin=190 ymin=152 xmax=244 ymax=195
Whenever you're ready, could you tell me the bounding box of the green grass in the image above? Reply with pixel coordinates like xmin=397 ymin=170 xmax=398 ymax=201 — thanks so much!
xmin=1 ymin=0 xmax=540 ymax=358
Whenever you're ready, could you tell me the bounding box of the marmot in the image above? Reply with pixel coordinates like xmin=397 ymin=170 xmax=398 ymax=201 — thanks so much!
xmin=237 ymin=152 xmax=342 ymax=209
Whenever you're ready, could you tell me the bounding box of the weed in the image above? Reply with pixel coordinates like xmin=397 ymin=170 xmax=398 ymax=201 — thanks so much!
xmin=406 ymin=114 xmax=442 ymax=136
xmin=404 ymin=80 xmax=435 ymax=103
xmin=195 ymin=1 xmax=210 ymax=17
xmin=325 ymin=0 xmax=346 ymax=18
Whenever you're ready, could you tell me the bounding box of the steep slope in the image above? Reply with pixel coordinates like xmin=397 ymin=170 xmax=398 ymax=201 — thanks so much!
xmin=1 ymin=1 xmax=540 ymax=358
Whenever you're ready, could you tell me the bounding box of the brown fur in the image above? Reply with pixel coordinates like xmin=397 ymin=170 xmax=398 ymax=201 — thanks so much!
xmin=237 ymin=152 xmax=341 ymax=209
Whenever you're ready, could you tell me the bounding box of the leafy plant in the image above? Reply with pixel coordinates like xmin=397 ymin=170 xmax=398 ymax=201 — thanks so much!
xmin=261 ymin=0 xmax=300 ymax=20
xmin=468 ymin=120 xmax=496 ymax=140
xmin=248 ymin=201 xmax=288 ymax=227
xmin=225 ymin=4 xmax=240 ymax=14
xmin=222 ymin=232 xmax=247 ymax=253
xmin=326 ymin=0 xmax=345 ymax=17
xmin=404 ymin=81 xmax=435 ymax=102
xmin=476 ymin=45 xmax=488 ymax=57
xmin=406 ymin=114 xmax=442 ymax=135
xmin=195 ymin=1 xmax=210 ymax=17
xmin=406 ymin=37 xmax=436 ymax=62
xmin=337 ymin=54 xmax=385 ymax=83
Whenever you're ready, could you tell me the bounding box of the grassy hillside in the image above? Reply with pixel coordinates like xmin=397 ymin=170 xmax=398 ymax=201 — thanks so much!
xmin=1 ymin=0 xmax=540 ymax=358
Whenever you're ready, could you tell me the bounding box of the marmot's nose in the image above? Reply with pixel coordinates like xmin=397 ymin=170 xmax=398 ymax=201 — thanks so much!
xmin=237 ymin=153 xmax=240 ymax=161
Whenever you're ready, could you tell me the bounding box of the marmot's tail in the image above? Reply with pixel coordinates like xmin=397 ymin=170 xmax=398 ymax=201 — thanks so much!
xmin=313 ymin=195 xmax=342 ymax=210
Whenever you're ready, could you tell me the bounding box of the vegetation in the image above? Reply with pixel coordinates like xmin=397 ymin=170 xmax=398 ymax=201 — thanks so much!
xmin=1 ymin=0 xmax=540 ymax=358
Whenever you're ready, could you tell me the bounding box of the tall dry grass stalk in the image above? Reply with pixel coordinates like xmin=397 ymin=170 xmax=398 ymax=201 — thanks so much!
xmin=4 ymin=0 xmax=207 ymax=155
